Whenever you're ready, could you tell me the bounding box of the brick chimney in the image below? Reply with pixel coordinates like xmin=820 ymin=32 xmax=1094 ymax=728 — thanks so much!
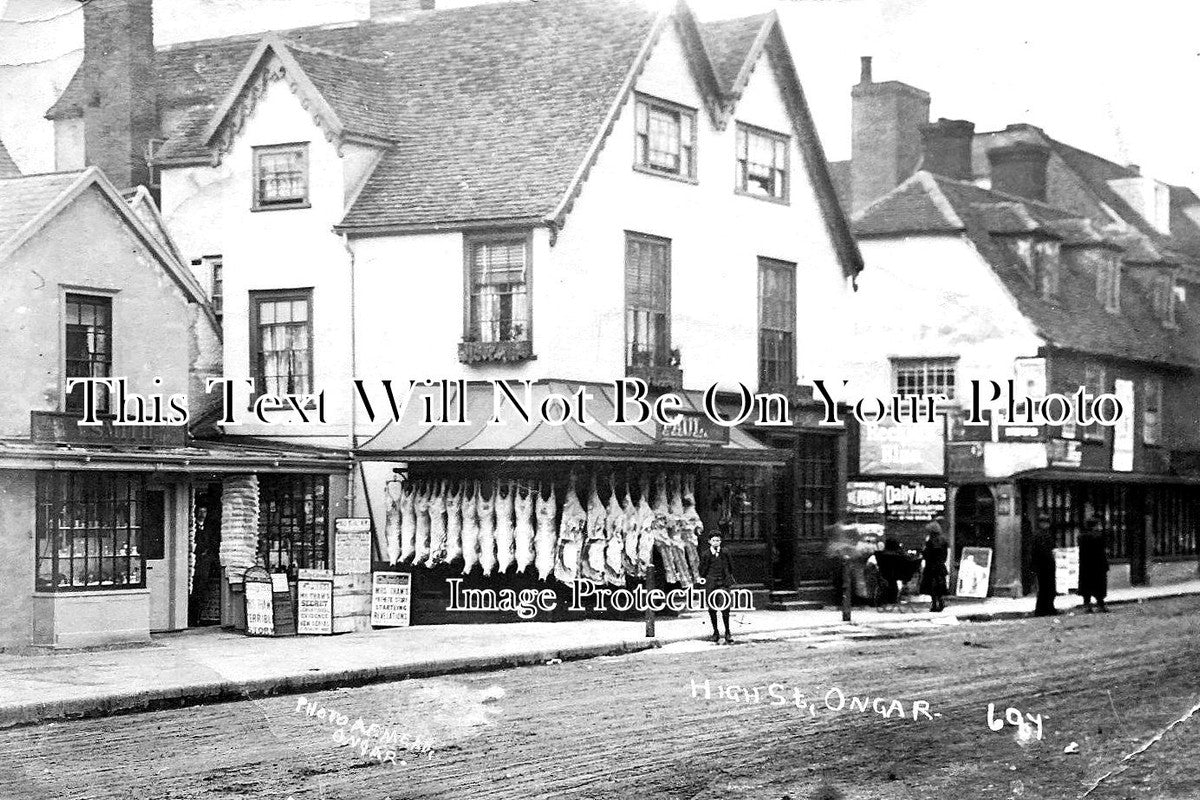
xmin=987 ymin=142 xmax=1051 ymax=202
xmin=370 ymin=0 xmax=435 ymax=19
xmin=850 ymin=56 xmax=931 ymax=214
xmin=79 ymin=0 xmax=158 ymax=192
xmin=919 ymin=118 xmax=976 ymax=181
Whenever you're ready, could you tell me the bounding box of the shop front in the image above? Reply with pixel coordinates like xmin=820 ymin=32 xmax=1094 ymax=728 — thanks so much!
xmin=355 ymin=381 xmax=787 ymax=622
xmin=0 ymin=415 xmax=350 ymax=649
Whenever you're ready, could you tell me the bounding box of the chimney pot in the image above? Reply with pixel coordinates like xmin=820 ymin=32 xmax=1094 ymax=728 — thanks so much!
xmin=860 ymin=56 xmax=873 ymax=84
xmin=919 ymin=118 xmax=976 ymax=181
xmin=1127 ymin=163 xmax=1141 ymax=176
xmin=987 ymin=142 xmax=1052 ymax=202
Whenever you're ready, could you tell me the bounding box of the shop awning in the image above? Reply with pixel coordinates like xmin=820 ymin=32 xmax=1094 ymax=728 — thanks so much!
xmin=0 ymin=437 xmax=351 ymax=473
xmin=1011 ymin=468 xmax=1200 ymax=486
xmin=357 ymin=380 xmax=787 ymax=466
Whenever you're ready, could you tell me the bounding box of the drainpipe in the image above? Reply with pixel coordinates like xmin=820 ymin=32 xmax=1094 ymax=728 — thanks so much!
xmin=342 ymin=232 xmax=358 ymax=517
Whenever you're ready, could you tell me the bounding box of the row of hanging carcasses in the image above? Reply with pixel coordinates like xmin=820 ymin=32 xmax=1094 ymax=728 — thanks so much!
xmin=382 ymin=473 xmax=705 ymax=587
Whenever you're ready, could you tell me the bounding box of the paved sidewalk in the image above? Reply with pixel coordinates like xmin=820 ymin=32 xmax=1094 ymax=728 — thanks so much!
xmin=1 ymin=579 xmax=1195 ymax=729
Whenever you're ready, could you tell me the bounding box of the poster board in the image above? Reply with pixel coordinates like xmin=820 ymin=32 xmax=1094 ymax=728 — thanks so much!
xmin=297 ymin=568 xmax=334 ymax=635
xmin=243 ymin=567 xmax=275 ymax=636
xmin=845 ymin=481 xmax=886 ymax=515
xmin=370 ymin=571 xmax=412 ymax=627
xmin=955 ymin=547 xmax=993 ymax=598
xmin=1054 ymin=547 xmax=1080 ymax=595
xmin=1112 ymin=379 xmax=1134 ymax=472
xmin=272 ymin=573 xmax=296 ymax=637
xmin=335 ymin=517 xmax=373 ymax=575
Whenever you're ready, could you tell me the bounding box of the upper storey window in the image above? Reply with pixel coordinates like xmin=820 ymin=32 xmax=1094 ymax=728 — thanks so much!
xmin=736 ymin=123 xmax=789 ymax=202
xmin=253 ymin=143 xmax=310 ymax=210
xmin=634 ymin=95 xmax=696 ymax=181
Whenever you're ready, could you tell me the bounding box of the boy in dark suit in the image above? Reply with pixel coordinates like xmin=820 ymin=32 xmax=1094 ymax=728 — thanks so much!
xmin=698 ymin=531 xmax=737 ymax=644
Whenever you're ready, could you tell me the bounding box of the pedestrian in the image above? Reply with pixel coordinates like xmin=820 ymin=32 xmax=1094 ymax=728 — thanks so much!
xmin=1078 ymin=518 xmax=1109 ymax=613
xmin=698 ymin=530 xmax=736 ymax=644
xmin=920 ymin=518 xmax=950 ymax=612
xmin=1031 ymin=514 xmax=1059 ymax=616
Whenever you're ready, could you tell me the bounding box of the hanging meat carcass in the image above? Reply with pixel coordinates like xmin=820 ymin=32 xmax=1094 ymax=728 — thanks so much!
xmin=578 ymin=476 xmax=607 ymax=583
xmin=554 ymin=476 xmax=586 ymax=584
xmin=622 ymin=483 xmax=641 ymax=576
xmin=604 ymin=477 xmax=626 ymax=586
xmin=635 ymin=476 xmax=656 ymax=578
xmin=445 ymin=481 xmax=463 ymax=564
xmin=681 ymin=474 xmax=703 ymax=584
xmin=534 ymin=482 xmax=557 ymax=580
xmin=494 ymin=481 xmax=516 ymax=573
xmin=461 ymin=481 xmax=481 ymax=575
xmin=666 ymin=474 xmax=693 ymax=587
xmin=426 ymin=480 xmax=448 ymax=568
xmin=514 ymin=483 xmax=536 ymax=573
xmin=399 ymin=480 xmax=417 ymax=564
xmin=383 ymin=480 xmax=403 ymax=565
xmin=477 ymin=482 xmax=497 ymax=576
xmin=652 ymin=473 xmax=679 ymax=584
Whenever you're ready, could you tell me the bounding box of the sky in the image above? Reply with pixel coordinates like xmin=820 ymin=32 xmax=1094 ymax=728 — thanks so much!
xmin=1 ymin=0 xmax=1198 ymax=189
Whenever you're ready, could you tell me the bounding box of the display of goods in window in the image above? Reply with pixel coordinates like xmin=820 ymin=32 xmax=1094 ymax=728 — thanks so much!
xmin=383 ymin=480 xmax=403 ymax=564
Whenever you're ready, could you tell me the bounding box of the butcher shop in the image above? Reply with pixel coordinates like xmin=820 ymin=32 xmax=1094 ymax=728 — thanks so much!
xmin=355 ymin=380 xmax=788 ymax=622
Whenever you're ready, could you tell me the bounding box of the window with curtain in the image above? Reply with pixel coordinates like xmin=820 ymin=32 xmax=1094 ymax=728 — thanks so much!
xmin=625 ymin=233 xmax=671 ymax=368
xmin=736 ymin=123 xmax=789 ymax=201
xmin=64 ymin=293 xmax=112 ymax=414
xmin=758 ymin=257 xmax=796 ymax=389
xmin=634 ymin=95 xmax=696 ymax=179
xmin=36 ymin=472 xmax=150 ymax=591
xmin=251 ymin=289 xmax=313 ymax=396
xmin=466 ymin=238 xmax=530 ymax=343
xmin=253 ymin=143 xmax=309 ymax=209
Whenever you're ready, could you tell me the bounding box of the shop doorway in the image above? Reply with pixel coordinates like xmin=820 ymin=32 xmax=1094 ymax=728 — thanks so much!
xmin=190 ymin=483 xmax=223 ymax=627
xmin=954 ymin=484 xmax=995 ymax=560
xmin=792 ymin=433 xmax=839 ymax=583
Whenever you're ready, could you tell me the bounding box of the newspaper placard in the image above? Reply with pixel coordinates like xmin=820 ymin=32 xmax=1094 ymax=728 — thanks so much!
xmin=955 ymin=547 xmax=993 ymax=598
xmin=370 ymin=571 xmax=412 ymax=627
xmin=297 ymin=569 xmax=334 ymax=636
xmin=243 ymin=567 xmax=275 ymax=637
xmin=335 ymin=517 xmax=373 ymax=575
xmin=1054 ymin=546 xmax=1080 ymax=596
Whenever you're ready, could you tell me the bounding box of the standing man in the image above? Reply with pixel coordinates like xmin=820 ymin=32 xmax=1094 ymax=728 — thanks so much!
xmin=698 ymin=531 xmax=736 ymax=644
xmin=1031 ymin=513 xmax=1059 ymax=616
xmin=1078 ymin=518 xmax=1109 ymax=613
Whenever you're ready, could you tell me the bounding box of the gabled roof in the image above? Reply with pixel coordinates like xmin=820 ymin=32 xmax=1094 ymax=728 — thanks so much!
xmin=0 ymin=168 xmax=217 ymax=329
xmin=854 ymin=170 xmax=1200 ymax=368
xmin=0 ymin=138 xmax=19 ymax=178
xmin=45 ymin=0 xmax=862 ymax=277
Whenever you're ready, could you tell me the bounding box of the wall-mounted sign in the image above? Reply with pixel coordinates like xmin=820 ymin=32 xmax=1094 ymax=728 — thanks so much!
xmin=883 ymin=479 xmax=947 ymax=522
xmin=859 ymin=418 xmax=944 ymax=475
xmin=297 ymin=568 xmax=334 ymax=635
xmin=1112 ymin=379 xmax=1134 ymax=472
xmin=955 ymin=547 xmax=992 ymax=598
xmin=335 ymin=518 xmax=373 ymax=575
xmin=243 ymin=567 xmax=275 ymax=637
xmin=655 ymin=411 xmax=730 ymax=445
xmin=845 ymin=481 xmax=886 ymax=515
xmin=1054 ymin=546 xmax=1079 ymax=595
xmin=370 ymin=571 xmax=412 ymax=627
xmin=946 ymin=442 xmax=986 ymax=479
xmin=30 ymin=411 xmax=186 ymax=448
xmin=1048 ymin=439 xmax=1082 ymax=467
xmin=1014 ymin=357 xmax=1047 ymax=400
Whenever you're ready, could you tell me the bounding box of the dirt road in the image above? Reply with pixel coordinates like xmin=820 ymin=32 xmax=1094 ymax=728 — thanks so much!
xmin=1 ymin=597 xmax=1198 ymax=800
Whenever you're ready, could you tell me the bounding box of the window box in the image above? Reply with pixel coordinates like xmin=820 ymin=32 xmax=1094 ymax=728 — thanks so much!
xmin=458 ymin=339 xmax=536 ymax=364
xmin=626 ymin=363 xmax=683 ymax=391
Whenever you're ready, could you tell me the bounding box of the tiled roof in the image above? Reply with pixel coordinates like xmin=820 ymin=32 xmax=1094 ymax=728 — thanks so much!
xmin=0 ymin=171 xmax=84 ymax=251
xmin=0 ymin=138 xmax=19 ymax=178
xmin=854 ymin=170 xmax=1200 ymax=367
xmin=700 ymin=13 xmax=771 ymax=94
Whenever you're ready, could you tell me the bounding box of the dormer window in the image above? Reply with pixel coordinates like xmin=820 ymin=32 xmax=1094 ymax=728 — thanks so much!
xmin=1096 ymin=253 xmax=1121 ymax=313
xmin=633 ymin=95 xmax=696 ymax=181
xmin=1151 ymin=273 xmax=1177 ymax=325
xmin=253 ymin=143 xmax=309 ymax=210
xmin=736 ymin=123 xmax=789 ymax=202
xmin=1033 ymin=240 xmax=1060 ymax=299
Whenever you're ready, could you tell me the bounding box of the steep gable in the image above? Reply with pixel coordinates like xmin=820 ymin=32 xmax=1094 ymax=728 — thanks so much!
xmin=0 ymin=138 xmax=18 ymax=178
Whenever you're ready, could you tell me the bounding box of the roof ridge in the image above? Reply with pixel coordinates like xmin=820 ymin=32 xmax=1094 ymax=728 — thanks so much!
xmin=280 ymin=39 xmax=387 ymax=64
xmin=0 ymin=167 xmax=88 ymax=182
xmin=929 ymin=172 xmax=1075 ymax=216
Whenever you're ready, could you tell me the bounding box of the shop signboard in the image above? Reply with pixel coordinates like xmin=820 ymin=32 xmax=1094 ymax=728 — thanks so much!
xmin=955 ymin=547 xmax=992 ymax=598
xmin=845 ymin=481 xmax=885 ymax=515
xmin=371 ymin=571 xmax=412 ymax=627
xmin=30 ymin=410 xmax=186 ymax=447
xmin=858 ymin=418 xmax=944 ymax=476
xmin=243 ymin=567 xmax=275 ymax=636
xmin=655 ymin=411 xmax=730 ymax=445
xmin=1054 ymin=547 xmax=1079 ymax=596
xmin=1048 ymin=439 xmax=1082 ymax=467
xmin=1112 ymin=379 xmax=1134 ymax=472
xmin=335 ymin=517 xmax=373 ymax=575
xmin=297 ymin=568 xmax=334 ymax=635
xmin=883 ymin=479 xmax=947 ymax=522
